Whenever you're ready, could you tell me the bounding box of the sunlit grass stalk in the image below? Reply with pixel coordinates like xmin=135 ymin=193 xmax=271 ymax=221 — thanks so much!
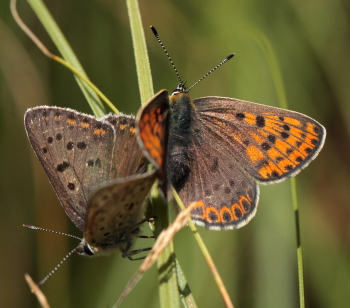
xmin=25 ymin=0 xmax=105 ymax=117
xmin=126 ymin=1 xmax=235 ymax=306
xmin=291 ymin=179 xmax=305 ymax=308
xmin=12 ymin=0 xmax=119 ymax=115
xmin=126 ymin=0 xmax=181 ymax=306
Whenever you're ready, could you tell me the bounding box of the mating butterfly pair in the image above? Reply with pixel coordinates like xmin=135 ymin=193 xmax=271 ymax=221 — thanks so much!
xmin=24 ymin=27 xmax=325 ymax=286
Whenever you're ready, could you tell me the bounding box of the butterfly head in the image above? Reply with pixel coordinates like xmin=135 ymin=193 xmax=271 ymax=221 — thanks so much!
xmin=75 ymin=239 xmax=95 ymax=256
xmin=75 ymin=239 xmax=119 ymax=257
xmin=170 ymin=81 xmax=192 ymax=106
xmin=171 ymin=81 xmax=188 ymax=95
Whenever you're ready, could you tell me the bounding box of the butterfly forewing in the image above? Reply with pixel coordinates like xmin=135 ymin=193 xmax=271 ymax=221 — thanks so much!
xmin=25 ymin=107 xmax=117 ymax=230
xmin=193 ymin=97 xmax=326 ymax=184
xmin=24 ymin=107 xmax=147 ymax=232
xmin=136 ymin=90 xmax=170 ymax=175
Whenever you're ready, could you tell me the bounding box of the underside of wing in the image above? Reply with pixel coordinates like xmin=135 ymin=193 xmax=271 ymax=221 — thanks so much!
xmin=25 ymin=107 xmax=117 ymax=231
xmin=104 ymin=114 xmax=147 ymax=177
xmin=84 ymin=170 xmax=156 ymax=254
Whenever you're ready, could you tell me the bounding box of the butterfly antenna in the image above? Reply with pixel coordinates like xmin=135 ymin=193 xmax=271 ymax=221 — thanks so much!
xmin=23 ymin=224 xmax=83 ymax=286
xmin=150 ymin=26 xmax=183 ymax=84
xmin=23 ymin=224 xmax=82 ymax=241
xmin=187 ymin=53 xmax=235 ymax=91
xmin=37 ymin=246 xmax=79 ymax=287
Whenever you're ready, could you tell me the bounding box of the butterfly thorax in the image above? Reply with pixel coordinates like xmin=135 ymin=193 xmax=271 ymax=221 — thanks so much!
xmin=167 ymin=91 xmax=194 ymax=191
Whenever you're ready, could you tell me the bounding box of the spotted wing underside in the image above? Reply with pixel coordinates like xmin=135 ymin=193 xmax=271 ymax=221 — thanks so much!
xmin=25 ymin=107 xmax=145 ymax=231
xmin=84 ymin=170 xmax=156 ymax=253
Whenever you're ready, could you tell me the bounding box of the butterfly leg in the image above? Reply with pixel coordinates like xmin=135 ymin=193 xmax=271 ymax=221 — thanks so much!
xmin=137 ymin=216 xmax=156 ymax=225
xmin=121 ymin=240 xmax=152 ymax=260
xmin=134 ymin=216 xmax=156 ymax=238
xmin=121 ymin=216 xmax=157 ymax=259
xmin=124 ymin=247 xmax=153 ymax=260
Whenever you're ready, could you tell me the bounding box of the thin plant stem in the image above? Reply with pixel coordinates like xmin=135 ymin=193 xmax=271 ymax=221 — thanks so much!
xmin=251 ymin=27 xmax=305 ymax=307
xmin=126 ymin=0 xmax=181 ymax=307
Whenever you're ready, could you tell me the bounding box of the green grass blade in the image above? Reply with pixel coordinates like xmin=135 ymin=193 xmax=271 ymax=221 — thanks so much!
xmin=251 ymin=27 xmax=305 ymax=308
xmin=26 ymin=0 xmax=105 ymax=117
xmin=126 ymin=0 xmax=153 ymax=104
xmin=126 ymin=1 xmax=182 ymax=307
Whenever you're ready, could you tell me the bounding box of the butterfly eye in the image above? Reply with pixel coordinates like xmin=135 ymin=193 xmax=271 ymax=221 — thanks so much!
xmin=76 ymin=242 xmax=94 ymax=256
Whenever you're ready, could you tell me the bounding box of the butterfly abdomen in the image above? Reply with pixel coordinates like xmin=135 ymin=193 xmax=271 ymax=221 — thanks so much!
xmin=167 ymin=92 xmax=194 ymax=191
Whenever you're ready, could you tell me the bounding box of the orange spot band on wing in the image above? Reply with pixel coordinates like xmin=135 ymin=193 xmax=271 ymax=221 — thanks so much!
xmin=246 ymin=145 xmax=265 ymax=162
xmin=275 ymin=139 xmax=291 ymax=155
xmin=277 ymin=159 xmax=295 ymax=172
xmin=263 ymin=118 xmax=283 ymax=135
xmin=205 ymin=207 xmax=220 ymax=222
xmin=193 ymin=200 xmax=205 ymax=212
xmin=80 ymin=122 xmax=90 ymax=128
xmin=220 ymin=207 xmax=234 ymax=222
xmin=289 ymin=126 xmax=305 ymax=139
xmin=285 ymin=126 xmax=318 ymax=154
xmin=284 ymin=117 xmax=301 ymax=126
xmin=93 ymin=128 xmax=107 ymax=136
xmin=257 ymin=129 xmax=269 ymax=137
xmin=306 ymin=122 xmax=318 ymax=135
xmin=286 ymin=134 xmax=300 ymax=147
xmin=259 ymin=161 xmax=283 ymax=179
xmin=193 ymin=192 xmax=252 ymax=224
xmin=66 ymin=118 xmax=76 ymax=126
xmin=267 ymin=147 xmax=283 ymax=160
xmin=231 ymin=193 xmax=250 ymax=220
xmin=288 ymin=151 xmax=301 ymax=164
xmin=243 ymin=113 xmax=256 ymax=125
xmin=249 ymin=131 xmax=265 ymax=144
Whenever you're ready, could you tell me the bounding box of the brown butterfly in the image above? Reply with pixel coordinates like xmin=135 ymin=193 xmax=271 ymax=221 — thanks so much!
xmin=25 ymin=107 xmax=156 ymax=284
xmin=135 ymin=27 xmax=326 ymax=231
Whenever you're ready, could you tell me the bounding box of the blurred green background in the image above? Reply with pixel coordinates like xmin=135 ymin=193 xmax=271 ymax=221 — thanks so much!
xmin=1 ymin=0 xmax=349 ymax=307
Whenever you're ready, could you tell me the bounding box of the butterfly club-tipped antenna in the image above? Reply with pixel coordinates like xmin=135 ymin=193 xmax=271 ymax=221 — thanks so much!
xmin=187 ymin=53 xmax=234 ymax=91
xmin=150 ymin=26 xmax=234 ymax=92
xmin=23 ymin=224 xmax=89 ymax=287
xmin=150 ymin=26 xmax=185 ymax=86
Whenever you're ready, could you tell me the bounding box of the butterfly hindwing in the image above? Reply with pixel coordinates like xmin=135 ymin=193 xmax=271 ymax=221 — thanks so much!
xmin=84 ymin=170 xmax=157 ymax=253
xmin=176 ymin=127 xmax=259 ymax=230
